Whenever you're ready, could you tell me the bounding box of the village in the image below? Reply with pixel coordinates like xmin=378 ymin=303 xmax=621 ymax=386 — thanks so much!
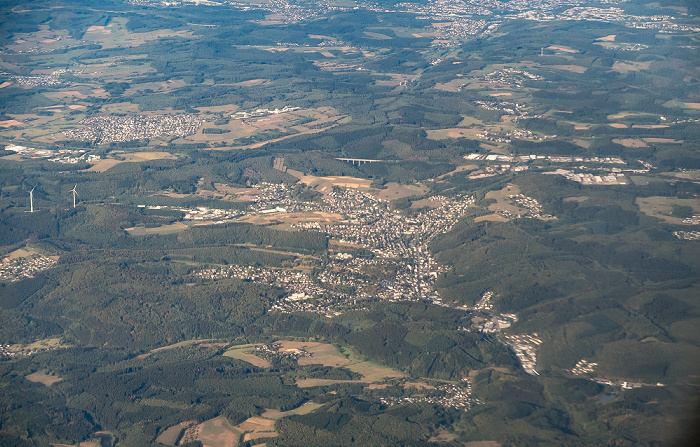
xmin=381 ymin=379 xmax=476 ymax=411
xmin=0 ymin=254 xmax=57 ymax=283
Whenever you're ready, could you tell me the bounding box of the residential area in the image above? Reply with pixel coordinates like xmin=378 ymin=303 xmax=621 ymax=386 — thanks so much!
xmin=63 ymin=114 xmax=204 ymax=144
xmin=381 ymin=380 xmax=476 ymax=411
xmin=197 ymin=187 xmax=474 ymax=316
xmin=0 ymin=254 xmax=57 ymax=283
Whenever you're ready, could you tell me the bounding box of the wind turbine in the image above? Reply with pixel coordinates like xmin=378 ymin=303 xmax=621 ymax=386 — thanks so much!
xmin=29 ymin=187 xmax=35 ymax=213
xmin=70 ymin=184 xmax=78 ymax=208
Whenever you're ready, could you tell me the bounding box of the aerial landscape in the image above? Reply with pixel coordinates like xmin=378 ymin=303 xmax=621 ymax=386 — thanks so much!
xmin=0 ymin=0 xmax=698 ymax=445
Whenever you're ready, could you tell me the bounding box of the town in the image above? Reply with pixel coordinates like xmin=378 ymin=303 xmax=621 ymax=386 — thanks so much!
xmin=192 ymin=181 xmax=554 ymax=378
xmin=63 ymin=113 xmax=204 ymax=144
xmin=197 ymin=187 xmax=474 ymax=316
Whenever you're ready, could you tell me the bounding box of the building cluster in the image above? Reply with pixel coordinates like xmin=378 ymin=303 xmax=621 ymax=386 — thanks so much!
xmin=465 ymin=153 xmax=625 ymax=165
xmin=673 ymin=230 xmax=700 ymax=241
xmin=467 ymin=292 xmax=519 ymax=333
xmin=9 ymin=69 xmax=66 ymax=86
xmin=570 ymin=359 xmax=597 ymax=375
xmin=473 ymin=291 xmax=494 ymax=312
xmin=181 ymin=207 xmax=242 ymax=221
xmin=196 ymin=185 xmax=474 ymax=316
xmin=0 ymin=255 xmax=57 ymax=283
xmin=0 ymin=343 xmax=61 ymax=358
xmin=5 ymin=144 xmax=101 ymax=164
xmin=125 ymin=0 xmax=695 ymax=40
xmin=483 ymin=68 xmax=543 ymax=87
xmin=50 ymin=152 xmax=101 ymax=164
xmin=477 ymin=313 xmax=518 ymax=333
xmin=0 ymin=345 xmax=20 ymax=358
xmin=63 ymin=114 xmax=204 ymax=144
xmin=504 ymin=193 xmax=555 ymax=219
xmin=594 ymin=378 xmax=665 ymax=390
xmin=555 ymin=6 xmax=699 ymax=32
xmin=619 ymin=43 xmax=648 ymax=51
xmin=682 ymin=215 xmax=700 ymax=225
xmin=399 ymin=0 xmax=493 ymax=18
xmin=246 ymin=182 xmax=316 ymax=214
xmin=197 ymin=264 xmax=350 ymax=317
xmin=136 ymin=204 xmax=243 ymax=222
xmin=440 ymin=18 xmax=495 ymax=42
xmin=254 ymin=343 xmax=312 ymax=360
xmin=380 ymin=380 xmax=476 ymax=411
xmin=5 ymin=144 xmax=55 ymax=159
xmin=543 ymin=169 xmax=628 ymax=185
xmin=476 ymin=129 xmax=554 ymax=143
xmin=474 ymin=100 xmax=531 ymax=118
xmin=231 ymin=106 xmax=300 ymax=120
xmin=570 ymin=359 xmax=666 ymax=392
xmin=468 ymin=164 xmax=530 ymax=179
xmin=503 ymin=333 xmax=542 ymax=375
xmin=245 ymin=0 xmax=338 ymax=23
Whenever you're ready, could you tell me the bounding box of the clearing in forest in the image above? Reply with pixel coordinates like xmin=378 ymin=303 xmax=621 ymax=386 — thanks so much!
xmin=125 ymin=222 xmax=189 ymax=236
xmin=484 ymin=184 xmax=524 ymax=218
xmin=275 ymin=340 xmax=404 ymax=386
xmin=474 ymin=214 xmax=509 ymax=223
xmin=181 ymin=416 xmax=242 ymax=447
xmin=155 ymin=421 xmax=197 ymax=445
xmin=0 ymin=119 xmax=23 ymax=127
xmin=547 ymin=45 xmax=577 ymax=53
xmin=26 ymin=371 xmax=62 ymax=386
xmin=223 ymin=346 xmax=272 ymax=368
xmin=372 ymin=182 xmax=429 ymax=201
xmin=120 ymin=151 xmax=178 ymax=162
xmin=612 ymin=61 xmax=651 ymax=72
xmin=288 ymin=171 xmax=373 ymax=194
xmin=612 ymin=138 xmax=648 ymax=148
xmin=549 ymin=65 xmax=587 ymax=73
xmin=86 ymin=152 xmax=176 ymax=172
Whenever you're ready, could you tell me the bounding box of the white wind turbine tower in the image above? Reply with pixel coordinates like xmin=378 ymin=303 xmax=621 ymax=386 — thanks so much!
xmin=29 ymin=187 xmax=35 ymax=213
xmin=70 ymin=184 xmax=78 ymax=208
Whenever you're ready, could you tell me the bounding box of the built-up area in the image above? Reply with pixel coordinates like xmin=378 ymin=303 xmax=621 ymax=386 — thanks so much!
xmin=4 ymin=144 xmax=100 ymax=164
xmin=0 ymin=254 xmax=57 ymax=283
xmin=380 ymin=379 xmax=477 ymax=411
xmin=125 ymin=0 xmax=694 ymax=38
xmin=197 ymin=187 xmax=474 ymax=316
xmin=464 ymin=152 xmax=645 ymax=185
xmin=63 ymin=114 xmax=204 ymax=144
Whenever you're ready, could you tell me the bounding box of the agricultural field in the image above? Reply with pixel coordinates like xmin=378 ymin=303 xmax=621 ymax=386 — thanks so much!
xmin=222 ymin=345 xmax=273 ymax=368
xmin=277 ymin=340 xmax=405 ymax=384
xmin=636 ymin=196 xmax=700 ymax=225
